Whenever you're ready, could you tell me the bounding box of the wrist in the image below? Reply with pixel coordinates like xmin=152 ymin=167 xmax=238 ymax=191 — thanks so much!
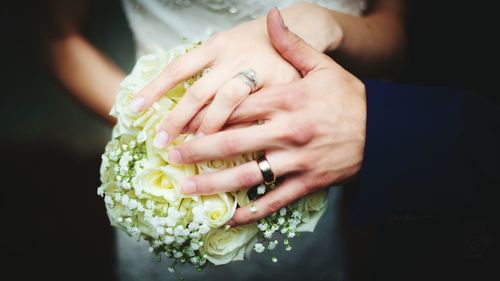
xmin=280 ymin=3 xmax=341 ymax=52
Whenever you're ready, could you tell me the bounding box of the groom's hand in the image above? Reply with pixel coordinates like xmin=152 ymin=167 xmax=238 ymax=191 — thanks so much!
xmin=170 ymin=8 xmax=367 ymax=226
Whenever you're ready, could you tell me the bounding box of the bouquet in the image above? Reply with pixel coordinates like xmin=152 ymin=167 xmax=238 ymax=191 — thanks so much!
xmin=98 ymin=44 xmax=328 ymax=272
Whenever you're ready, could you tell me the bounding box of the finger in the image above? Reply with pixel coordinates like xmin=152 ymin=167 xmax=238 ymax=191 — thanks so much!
xmin=153 ymin=68 xmax=230 ymax=147
xmin=267 ymin=7 xmax=329 ymax=76
xmin=168 ymin=121 xmax=287 ymax=164
xmin=197 ymin=75 xmax=253 ymax=135
xmin=223 ymin=122 xmax=254 ymax=130
xmin=129 ymin=45 xmax=214 ymax=112
xmin=180 ymin=150 xmax=294 ymax=195
xmin=227 ymin=85 xmax=288 ymax=124
xmin=183 ymin=105 xmax=208 ymax=134
xmin=228 ymin=176 xmax=310 ymax=226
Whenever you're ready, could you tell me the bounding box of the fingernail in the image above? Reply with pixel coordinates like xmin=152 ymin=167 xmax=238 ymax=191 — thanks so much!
xmin=168 ymin=149 xmax=182 ymax=164
xmin=195 ymin=131 xmax=205 ymax=138
xmin=227 ymin=219 xmax=235 ymax=227
xmin=153 ymin=131 xmax=169 ymax=148
xmin=273 ymin=7 xmax=286 ymax=28
xmin=129 ymin=96 xmax=145 ymax=112
xmin=181 ymin=180 xmax=196 ymax=194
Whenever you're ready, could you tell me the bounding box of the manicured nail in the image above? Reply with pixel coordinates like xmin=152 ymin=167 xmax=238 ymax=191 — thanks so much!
xmin=153 ymin=131 xmax=169 ymax=148
xmin=130 ymin=96 xmax=145 ymax=112
xmin=227 ymin=220 xmax=235 ymax=227
xmin=168 ymin=149 xmax=182 ymax=164
xmin=181 ymin=180 xmax=196 ymax=194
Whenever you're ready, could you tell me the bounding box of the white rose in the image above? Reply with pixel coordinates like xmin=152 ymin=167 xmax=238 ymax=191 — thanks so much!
xmin=110 ymin=47 xmax=190 ymax=135
xmin=196 ymin=153 xmax=254 ymax=174
xmin=111 ymin=91 xmax=174 ymax=134
xmin=134 ymin=164 xmax=196 ymax=202
xmin=296 ymin=190 xmax=329 ymax=232
xmin=202 ymin=224 xmax=258 ymax=265
xmin=201 ymin=193 xmax=237 ymax=228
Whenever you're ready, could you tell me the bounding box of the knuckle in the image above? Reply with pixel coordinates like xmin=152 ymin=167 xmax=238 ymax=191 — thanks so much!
xmin=266 ymin=198 xmax=283 ymax=214
xmin=283 ymin=118 xmax=314 ymax=145
xmin=208 ymin=33 xmax=229 ymax=49
xmin=235 ymin=212 xmax=252 ymax=225
xmin=164 ymin=59 xmax=184 ymax=77
xmin=178 ymin=146 xmax=197 ymax=162
xmin=219 ymin=86 xmax=243 ymax=108
xmin=282 ymin=91 xmax=304 ymax=110
xmin=220 ymin=135 xmax=240 ymax=155
xmin=294 ymin=178 xmax=310 ymax=198
xmin=198 ymin=179 xmax=214 ymax=194
xmin=238 ymin=168 xmax=257 ymax=188
xmin=168 ymin=117 xmax=184 ymax=131
xmin=186 ymin=88 xmax=206 ymax=104
xmin=295 ymin=154 xmax=314 ymax=171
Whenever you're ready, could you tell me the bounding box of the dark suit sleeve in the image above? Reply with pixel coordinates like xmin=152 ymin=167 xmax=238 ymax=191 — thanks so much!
xmin=347 ymin=80 xmax=500 ymax=224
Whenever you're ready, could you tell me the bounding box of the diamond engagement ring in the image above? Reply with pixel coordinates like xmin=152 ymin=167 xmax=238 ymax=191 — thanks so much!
xmin=234 ymin=68 xmax=258 ymax=93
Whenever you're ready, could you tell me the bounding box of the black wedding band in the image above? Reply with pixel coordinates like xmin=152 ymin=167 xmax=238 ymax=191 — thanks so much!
xmin=257 ymin=154 xmax=276 ymax=185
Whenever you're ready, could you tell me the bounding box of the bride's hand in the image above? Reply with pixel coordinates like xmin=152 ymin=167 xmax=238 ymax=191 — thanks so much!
xmin=167 ymin=9 xmax=366 ymax=225
xmin=129 ymin=4 xmax=341 ymax=147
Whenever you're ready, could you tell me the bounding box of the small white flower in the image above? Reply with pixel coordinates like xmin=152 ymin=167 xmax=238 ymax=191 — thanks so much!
xmin=121 ymin=194 xmax=130 ymax=206
xmin=167 ymin=267 xmax=175 ymax=273
xmin=146 ymin=200 xmax=155 ymax=210
xmin=264 ymin=230 xmax=274 ymax=239
xmin=97 ymin=186 xmax=104 ymax=196
xmin=104 ymin=196 xmax=114 ymax=207
xmin=279 ymin=208 xmax=287 ymax=216
xmin=156 ymin=227 xmax=165 ymax=235
xmin=253 ymin=243 xmax=265 ymax=253
xmin=191 ymin=241 xmax=201 ymax=251
xmin=198 ymin=224 xmax=210 ymax=234
xmin=257 ymin=185 xmax=266 ymax=195
xmin=175 ymin=236 xmax=186 ymax=244
xmin=257 ymin=222 xmax=268 ymax=231
xmin=250 ymin=204 xmax=257 ymax=213
xmin=267 ymin=240 xmax=278 ymax=250
xmin=164 ymin=235 xmax=175 ymax=244
xmin=173 ymin=251 xmax=183 ymax=258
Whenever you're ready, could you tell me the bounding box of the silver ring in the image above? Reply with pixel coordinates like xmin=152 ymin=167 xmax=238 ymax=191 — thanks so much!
xmin=257 ymin=154 xmax=276 ymax=185
xmin=234 ymin=68 xmax=258 ymax=93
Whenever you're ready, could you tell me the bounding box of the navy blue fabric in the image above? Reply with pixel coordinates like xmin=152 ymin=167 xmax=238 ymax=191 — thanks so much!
xmin=347 ymin=80 xmax=500 ymax=225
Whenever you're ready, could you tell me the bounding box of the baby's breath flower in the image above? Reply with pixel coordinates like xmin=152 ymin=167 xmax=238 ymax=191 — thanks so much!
xmin=253 ymin=243 xmax=265 ymax=253
xmin=267 ymin=240 xmax=278 ymax=250
xmin=256 ymin=185 xmax=266 ymax=195
xmin=99 ymin=45 xmax=327 ymax=272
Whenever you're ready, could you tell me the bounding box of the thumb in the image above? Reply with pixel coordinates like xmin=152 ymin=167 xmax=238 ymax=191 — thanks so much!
xmin=267 ymin=7 xmax=325 ymax=76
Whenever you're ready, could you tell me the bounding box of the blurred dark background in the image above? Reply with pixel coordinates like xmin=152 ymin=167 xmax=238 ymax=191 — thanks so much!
xmin=0 ymin=0 xmax=498 ymax=280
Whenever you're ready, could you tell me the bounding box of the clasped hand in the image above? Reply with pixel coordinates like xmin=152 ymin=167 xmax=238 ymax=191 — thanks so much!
xmin=131 ymin=8 xmax=366 ymax=226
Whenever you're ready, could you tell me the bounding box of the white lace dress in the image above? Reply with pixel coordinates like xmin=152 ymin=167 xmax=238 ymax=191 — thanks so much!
xmin=117 ymin=1 xmax=366 ymax=280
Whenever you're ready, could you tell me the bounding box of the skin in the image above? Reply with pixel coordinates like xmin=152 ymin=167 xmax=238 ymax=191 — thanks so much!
xmin=168 ymin=9 xmax=366 ymax=226
xmin=47 ymin=1 xmax=404 ymax=224
xmin=129 ymin=1 xmax=405 ymax=149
